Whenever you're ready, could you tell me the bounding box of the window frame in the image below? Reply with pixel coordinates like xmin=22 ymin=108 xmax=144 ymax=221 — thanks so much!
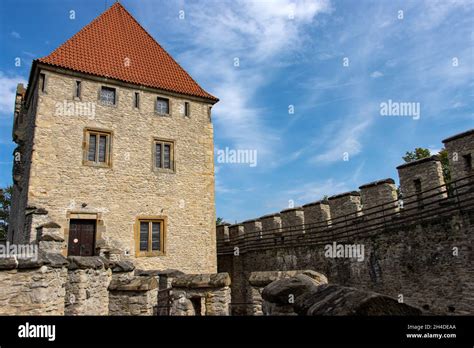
xmin=74 ymin=80 xmax=82 ymax=100
xmin=184 ymin=101 xmax=190 ymax=117
xmin=134 ymin=92 xmax=140 ymax=109
xmin=98 ymin=86 xmax=118 ymax=106
xmin=135 ymin=217 xmax=166 ymax=257
xmin=39 ymin=73 xmax=46 ymax=94
xmin=153 ymin=138 xmax=175 ymax=173
xmin=83 ymin=128 xmax=113 ymax=168
xmin=155 ymin=96 xmax=171 ymax=116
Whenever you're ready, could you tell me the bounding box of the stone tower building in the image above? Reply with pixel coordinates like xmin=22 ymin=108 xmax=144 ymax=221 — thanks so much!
xmin=9 ymin=3 xmax=219 ymax=273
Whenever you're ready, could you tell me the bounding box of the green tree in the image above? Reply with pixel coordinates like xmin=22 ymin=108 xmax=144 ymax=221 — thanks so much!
xmin=438 ymin=148 xmax=451 ymax=184
xmin=0 ymin=185 xmax=13 ymax=240
xmin=216 ymin=217 xmax=224 ymax=225
xmin=402 ymin=148 xmax=431 ymax=163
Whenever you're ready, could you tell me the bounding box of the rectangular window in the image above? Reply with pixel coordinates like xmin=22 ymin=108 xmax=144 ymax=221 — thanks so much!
xmin=136 ymin=219 xmax=165 ymax=256
xmin=184 ymin=102 xmax=190 ymax=117
xmin=134 ymin=92 xmax=140 ymax=109
xmin=463 ymin=154 xmax=472 ymax=171
xmin=75 ymin=81 xmax=82 ymax=98
xmin=154 ymin=140 xmax=174 ymax=171
xmin=84 ymin=129 xmax=112 ymax=167
xmin=414 ymin=179 xmax=422 ymax=193
xmin=39 ymin=73 xmax=46 ymax=93
xmin=100 ymin=86 xmax=116 ymax=105
xmin=156 ymin=97 xmax=169 ymax=115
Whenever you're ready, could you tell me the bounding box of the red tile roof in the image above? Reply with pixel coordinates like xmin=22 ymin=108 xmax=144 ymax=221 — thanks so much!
xmin=37 ymin=2 xmax=218 ymax=102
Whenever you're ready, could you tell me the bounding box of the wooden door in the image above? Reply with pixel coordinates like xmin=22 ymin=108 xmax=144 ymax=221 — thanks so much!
xmin=68 ymin=219 xmax=96 ymax=256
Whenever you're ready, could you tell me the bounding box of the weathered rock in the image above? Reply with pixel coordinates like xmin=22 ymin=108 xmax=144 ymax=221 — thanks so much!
xmin=249 ymin=270 xmax=327 ymax=287
xmin=108 ymin=276 xmax=158 ymax=291
xmin=262 ymin=274 xmax=321 ymax=304
xmin=42 ymin=253 xmax=69 ymax=268
xmin=111 ymin=260 xmax=135 ymax=273
xmin=0 ymin=257 xmax=18 ymax=270
xmin=172 ymin=273 xmax=231 ymax=288
xmin=135 ymin=268 xmax=183 ymax=278
xmin=294 ymin=284 xmax=423 ymax=316
xmin=67 ymin=256 xmax=109 ymax=270
xmin=39 ymin=232 xmax=64 ymax=242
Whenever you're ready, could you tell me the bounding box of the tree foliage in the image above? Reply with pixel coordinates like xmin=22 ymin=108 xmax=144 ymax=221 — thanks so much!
xmin=402 ymin=148 xmax=431 ymax=163
xmin=0 ymin=185 xmax=13 ymax=240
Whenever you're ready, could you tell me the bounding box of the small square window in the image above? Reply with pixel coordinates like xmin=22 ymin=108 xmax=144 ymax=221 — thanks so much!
xmin=84 ymin=129 xmax=112 ymax=167
xmin=154 ymin=139 xmax=174 ymax=171
xmin=156 ymin=97 xmax=169 ymax=115
xmin=100 ymin=87 xmax=116 ymax=105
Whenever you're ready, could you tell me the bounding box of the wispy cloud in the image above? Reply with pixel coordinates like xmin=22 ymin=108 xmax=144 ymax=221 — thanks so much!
xmin=137 ymin=0 xmax=331 ymax=161
xmin=0 ymin=71 xmax=27 ymax=116
xmin=370 ymin=71 xmax=383 ymax=78
xmin=10 ymin=31 xmax=21 ymax=39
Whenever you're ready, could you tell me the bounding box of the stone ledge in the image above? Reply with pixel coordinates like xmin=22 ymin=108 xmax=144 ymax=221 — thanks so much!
xmin=302 ymin=200 xmax=329 ymax=208
xmin=110 ymin=260 xmax=135 ymax=273
xmin=0 ymin=252 xmax=68 ymax=270
xmin=328 ymin=191 xmax=360 ymax=200
xmin=259 ymin=213 xmax=281 ymax=219
xmin=359 ymin=178 xmax=396 ymax=189
xmin=108 ymin=276 xmax=158 ymax=291
xmin=172 ymin=272 xmax=231 ymax=288
xmin=396 ymin=155 xmax=440 ymax=170
xmin=442 ymin=128 xmax=474 ymax=143
xmin=67 ymin=256 xmax=110 ymax=270
xmin=37 ymin=222 xmax=61 ymax=229
xmin=39 ymin=233 xmax=65 ymax=242
xmin=135 ymin=268 xmax=184 ymax=278
xmin=280 ymin=207 xmax=304 ymax=213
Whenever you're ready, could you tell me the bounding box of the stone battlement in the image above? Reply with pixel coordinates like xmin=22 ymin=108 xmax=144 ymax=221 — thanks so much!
xmin=217 ymin=129 xmax=473 ymax=251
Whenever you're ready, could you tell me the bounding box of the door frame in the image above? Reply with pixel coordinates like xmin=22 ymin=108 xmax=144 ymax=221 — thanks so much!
xmin=67 ymin=219 xmax=97 ymax=256
xmin=64 ymin=212 xmax=104 ymax=257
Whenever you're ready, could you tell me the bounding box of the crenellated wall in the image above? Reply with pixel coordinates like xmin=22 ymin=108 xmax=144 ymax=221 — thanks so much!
xmin=217 ymin=129 xmax=474 ymax=315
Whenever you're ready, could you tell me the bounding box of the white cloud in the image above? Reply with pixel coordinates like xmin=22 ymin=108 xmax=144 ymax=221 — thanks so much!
xmin=10 ymin=31 xmax=21 ymax=39
xmin=0 ymin=72 xmax=27 ymax=116
xmin=370 ymin=71 xmax=383 ymax=78
xmin=277 ymin=178 xmax=350 ymax=207
xmin=137 ymin=0 xmax=331 ymax=161
xmin=311 ymin=117 xmax=372 ymax=163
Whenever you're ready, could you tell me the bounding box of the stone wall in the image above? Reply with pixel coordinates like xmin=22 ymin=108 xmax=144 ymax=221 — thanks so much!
xmin=217 ymin=129 xmax=474 ymax=315
xmin=169 ymin=273 xmax=231 ymax=316
xmin=0 ymin=253 xmax=68 ymax=315
xmin=65 ymin=256 xmax=112 ymax=315
xmin=9 ymin=67 xmax=217 ymax=273
xmin=109 ymin=276 xmax=158 ymax=316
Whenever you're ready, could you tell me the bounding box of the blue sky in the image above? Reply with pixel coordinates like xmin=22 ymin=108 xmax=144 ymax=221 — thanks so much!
xmin=0 ymin=0 xmax=472 ymax=223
